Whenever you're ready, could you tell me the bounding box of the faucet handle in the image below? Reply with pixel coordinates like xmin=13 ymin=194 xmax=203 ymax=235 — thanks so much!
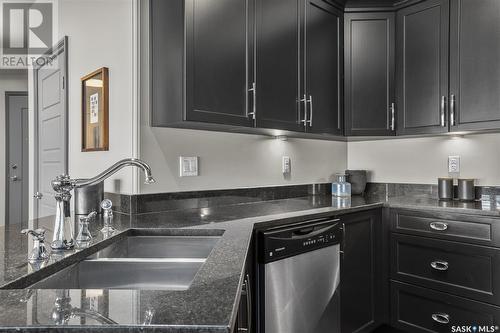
xmin=22 ymin=228 xmax=50 ymax=263
xmin=21 ymin=228 xmax=46 ymax=241
xmin=101 ymin=199 xmax=113 ymax=217
xmin=79 ymin=211 xmax=97 ymax=223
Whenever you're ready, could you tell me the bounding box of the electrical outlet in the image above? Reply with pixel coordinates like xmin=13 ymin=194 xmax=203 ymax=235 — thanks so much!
xmin=282 ymin=156 xmax=291 ymax=174
xmin=448 ymin=156 xmax=460 ymax=174
xmin=179 ymin=156 xmax=199 ymax=177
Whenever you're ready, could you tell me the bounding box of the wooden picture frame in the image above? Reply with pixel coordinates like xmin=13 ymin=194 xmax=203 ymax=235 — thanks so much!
xmin=81 ymin=67 xmax=109 ymax=152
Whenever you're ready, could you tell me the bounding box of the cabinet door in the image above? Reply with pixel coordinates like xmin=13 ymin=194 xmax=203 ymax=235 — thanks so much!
xmin=396 ymin=0 xmax=449 ymax=135
xmin=344 ymin=12 xmax=395 ymax=136
xmin=185 ymin=0 xmax=254 ymax=127
xmin=341 ymin=210 xmax=382 ymax=333
xmin=304 ymin=0 xmax=343 ymax=135
xmin=450 ymin=0 xmax=500 ymax=131
xmin=255 ymin=0 xmax=304 ymax=132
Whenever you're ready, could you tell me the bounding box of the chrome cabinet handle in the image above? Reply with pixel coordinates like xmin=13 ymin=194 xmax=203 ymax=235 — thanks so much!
xmin=440 ymin=96 xmax=447 ymax=127
xmin=300 ymin=94 xmax=308 ymax=126
xmin=430 ymin=260 xmax=449 ymax=271
xmin=307 ymin=95 xmax=313 ymax=127
xmin=34 ymin=192 xmax=43 ymax=199
xmin=248 ymin=82 xmax=256 ymax=120
xmin=10 ymin=176 xmax=19 ymax=181
xmin=450 ymin=94 xmax=456 ymax=126
xmin=431 ymin=313 xmax=450 ymax=324
xmin=430 ymin=222 xmax=448 ymax=231
xmin=390 ymin=103 xmax=395 ymax=131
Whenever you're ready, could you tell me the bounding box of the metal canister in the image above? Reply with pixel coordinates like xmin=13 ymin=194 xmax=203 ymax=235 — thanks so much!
xmin=74 ymin=182 xmax=104 ymax=215
xmin=457 ymin=178 xmax=475 ymax=201
xmin=438 ymin=178 xmax=454 ymax=201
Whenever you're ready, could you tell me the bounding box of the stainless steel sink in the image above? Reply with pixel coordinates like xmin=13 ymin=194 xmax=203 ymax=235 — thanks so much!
xmin=88 ymin=236 xmax=221 ymax=259
xmin=30 ymin=259 xmax=204 ymax=290
xmin=29 ymin=234 xmax=222 ymax=290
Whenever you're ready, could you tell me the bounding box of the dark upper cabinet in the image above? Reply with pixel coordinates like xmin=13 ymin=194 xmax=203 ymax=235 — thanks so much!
xmin=341 ymin=209 xmax=382 ymax=333
xmin=304 ymin=0 xmax=343 ymax=135
xmin=151 ymin=0 xmax=254 ymax=128
xmin=255 ymin=0 xmax=303 ymax=132
xmin=344 ymin=12 xmax=395 ymax=136
xmin=449 ymin=0 xmax=500 ymax=131
xmin=396 ymin=0 xmax=449 ymax=135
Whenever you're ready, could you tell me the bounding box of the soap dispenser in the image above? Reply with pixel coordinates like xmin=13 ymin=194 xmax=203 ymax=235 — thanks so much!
xmin=332 ymin=174 xmax=351 ymax=197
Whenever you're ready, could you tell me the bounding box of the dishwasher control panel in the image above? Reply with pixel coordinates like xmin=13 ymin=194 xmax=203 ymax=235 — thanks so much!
xmin=258 ymin=218 xmax=342 ymax=263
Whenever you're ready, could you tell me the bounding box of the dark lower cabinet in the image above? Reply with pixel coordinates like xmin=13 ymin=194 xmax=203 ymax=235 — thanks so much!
xmin=389 ymin=208 xmax=500 ymax=333
xmin=344 ymin=12 xmax=395 ymax=136
xmin=391 ymin=281 xmax=500 ymax=333
xmin=305 ymin=0 xmax=343 ymax=135
xmin=449 ymin=0 xmax=500 ymax=131
xmin=341 ymin=209 xmax=382 ymax=333
xmin=391 ymin=233 xmax=500 ymax=306
xmin=396 ymin=0 xmax=450 ymax=135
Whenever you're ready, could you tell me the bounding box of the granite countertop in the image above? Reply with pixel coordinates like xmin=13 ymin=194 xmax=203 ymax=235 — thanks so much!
xmin=0 ymin=194 xmax=499 ymax=332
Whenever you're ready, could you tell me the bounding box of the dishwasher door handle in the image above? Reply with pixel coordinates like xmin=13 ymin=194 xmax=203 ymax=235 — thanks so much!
xmin=269 ymin=220 xmax=340 ymax=241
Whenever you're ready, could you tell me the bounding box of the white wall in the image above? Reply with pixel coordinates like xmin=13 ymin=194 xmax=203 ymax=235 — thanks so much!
xmin=0 ymin=73 xmax=28 ymax=226
xmin=348 ymin=133 xmax=500 ymax=186
xmin=140 ymin=127 xmax=347 ymax=193
xmin=58 ymin=0 xmax=136 ymax=193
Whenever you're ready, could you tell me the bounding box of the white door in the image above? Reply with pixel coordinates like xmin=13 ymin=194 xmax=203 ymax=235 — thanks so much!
xmin=6 ymin=93 xmax=29 ymax=225
xmin=34 ymin=37 xmax=68 ymax=219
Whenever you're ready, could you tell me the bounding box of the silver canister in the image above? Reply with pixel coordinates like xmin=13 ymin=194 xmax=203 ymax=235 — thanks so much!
xmin=438 ymin=178 xmax=454 ymax=201
xmin=457 ymin=178 xmax=475 ymax=201
xmin=74 ymin=182 xmax=104 ymax=215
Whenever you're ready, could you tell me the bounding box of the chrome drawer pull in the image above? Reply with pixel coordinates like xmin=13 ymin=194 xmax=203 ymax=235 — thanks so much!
xmin=430 ymin=222 xmax=448 ymax=231
xmin=430 ymin=260 xmax=449 ymax=271
xmin=431 ymin=313 xmax=450 ymax=324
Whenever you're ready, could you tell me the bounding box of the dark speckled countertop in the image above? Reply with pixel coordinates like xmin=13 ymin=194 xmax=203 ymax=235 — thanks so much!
xmin=0 ymin=194 xmax=499 ymax=332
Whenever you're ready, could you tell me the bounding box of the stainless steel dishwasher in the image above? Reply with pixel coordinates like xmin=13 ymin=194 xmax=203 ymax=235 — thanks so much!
xmin=256 ymin=217 xmax=342 ymax=333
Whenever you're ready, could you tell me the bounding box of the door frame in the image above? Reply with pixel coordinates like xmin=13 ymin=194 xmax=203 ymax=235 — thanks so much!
xmin=32 ymin=36 xmax=69 ymax=219
xmin=5 ymin=91 xmax=29 ymax=225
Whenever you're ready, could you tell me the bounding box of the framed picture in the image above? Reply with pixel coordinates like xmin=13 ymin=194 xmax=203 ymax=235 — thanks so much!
xmin=81 ymin=67 xmax=109 ymax=152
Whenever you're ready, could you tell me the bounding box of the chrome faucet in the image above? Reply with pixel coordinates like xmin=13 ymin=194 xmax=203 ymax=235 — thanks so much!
xmin=21 ymin=228 xmax=50 ymax=264
xmin=51 ymin=158 xmax=155 ymax=250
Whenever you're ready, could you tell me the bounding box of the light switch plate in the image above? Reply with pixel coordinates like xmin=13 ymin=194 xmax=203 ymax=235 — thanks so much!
xmin=179 ymin=156 xmax=199 ymax=177
xmin=448 ymin=155 xmax=460 ymax=173
xmin=282 ymin=156 xmax=291 ymax=174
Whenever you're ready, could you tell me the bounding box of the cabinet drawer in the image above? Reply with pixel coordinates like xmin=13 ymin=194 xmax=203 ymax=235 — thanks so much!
xmin=391 ymin=281 xmax=500 ymax=333
xmin=391 ymin=233 xmax=500 ymax=305
xmin=391 ymin=209 xmax=500 ymax=247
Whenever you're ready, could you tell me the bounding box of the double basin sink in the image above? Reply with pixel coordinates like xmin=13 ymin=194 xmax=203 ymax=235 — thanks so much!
xmin=30 ymin=232 xmax=222 ymax=290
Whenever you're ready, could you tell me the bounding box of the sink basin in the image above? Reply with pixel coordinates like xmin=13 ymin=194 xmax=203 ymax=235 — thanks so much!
xmin=28 ymin=233 xmax=222 ymax=290
xmin=89 ymin=236 xmax=221 ymax=259
xmin=30 ymin=260 xmax=204 ymax=290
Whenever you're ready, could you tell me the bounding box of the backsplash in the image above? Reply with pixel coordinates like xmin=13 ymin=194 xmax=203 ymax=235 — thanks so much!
xmin=106 ymin=182 xmax=500 ymax=215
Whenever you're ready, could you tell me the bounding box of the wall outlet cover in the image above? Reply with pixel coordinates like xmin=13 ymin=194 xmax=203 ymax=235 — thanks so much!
xmin=179 ymin=156 xmax=199 ymax=177
xmin=448 ymin=155 xmax=460 ymax=174
xmin=282 ymin=156 xmax=291 ymax=174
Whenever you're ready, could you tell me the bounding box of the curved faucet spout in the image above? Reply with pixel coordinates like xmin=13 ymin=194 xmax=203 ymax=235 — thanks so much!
xmin=74 ymin=158 xmax=155 ymax=188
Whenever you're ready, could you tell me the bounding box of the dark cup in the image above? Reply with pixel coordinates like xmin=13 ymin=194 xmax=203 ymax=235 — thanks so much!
xmin=346 ymin=170 xmax=367 ymax=195
xmin=457 ymin=178 xmax=475 ymax=201
xmin=438 ymin=178 xmax=453 ymax=201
